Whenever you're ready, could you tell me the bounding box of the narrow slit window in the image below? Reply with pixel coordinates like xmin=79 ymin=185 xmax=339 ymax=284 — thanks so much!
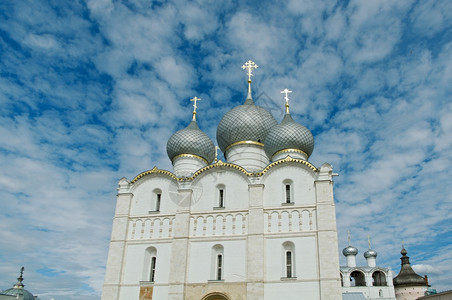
xmin=156 ymin=193 xmax=161 ymax=211
xmin=217 ymin=254 xmax=223 ymax=280
xmin=219 ymin=189 xmax=224 ymax=207
xmin=150 ymin=256 xmax=156 ymax=282
xmin=285 ymin=185 xmax=291 ymax=203
xmin=286 ymin=251 xmax=292 ymax=278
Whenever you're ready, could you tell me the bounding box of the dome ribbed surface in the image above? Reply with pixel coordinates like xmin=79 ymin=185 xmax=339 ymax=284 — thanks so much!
xmin=216 ymin=98 xmax=277 ymax=153
xmin=343 ymin=245 xmax=358 ymax=256
xmin=1 ymin=288 xmax=35 ymax=300
xmin=364 ymin=249 xmax=378 ymax=258
xmin=167 ymin=120 xmax=215 ymax=163
xmin=264 ymin=113 xmax=314 ymax=159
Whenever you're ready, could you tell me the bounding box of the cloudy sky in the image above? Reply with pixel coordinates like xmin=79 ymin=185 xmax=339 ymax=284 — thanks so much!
xmin=0 ymin=0 xmax=451 ymax=299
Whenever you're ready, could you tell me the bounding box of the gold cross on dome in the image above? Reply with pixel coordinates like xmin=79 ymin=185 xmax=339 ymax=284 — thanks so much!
xmin=281 ymin=88 xmax=292 ymax=113
xmin=241 ymin=60 xmax=258 ymax=82
xmin=190 ymin=96 xmax=201 ymax=120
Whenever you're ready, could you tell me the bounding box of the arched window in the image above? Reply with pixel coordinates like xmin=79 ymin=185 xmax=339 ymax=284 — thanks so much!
xmin=150 ymin=256 xmax=156 ymax=282
xmin=217 ymin=254 xmax=223 ymax=280
xmin=151 ymin=189 xmax=162 ymax=212
xmin=372 ymin=271 xmax=387 ymax=286
xmin=282 ymin=180 xmax=293 ymax=204
xmin=379 ymin=289 xmax=383 ymax=297
xmin=340 ymin=273 xmax=344 ymax=286
xmin=211 ymin=245 xmax=224 ymax=280
xmin=215 ymin=184 xmax=225 ymax=208
xmin=286 ymin=251 xmax=293 ymax=277
xmin=282 ymin=241 xmax=295 ymax=278
xmin=143 ymin=247 xmax=157 ymax=282
xmin=350 ymin=270 xmax=366 ymax=286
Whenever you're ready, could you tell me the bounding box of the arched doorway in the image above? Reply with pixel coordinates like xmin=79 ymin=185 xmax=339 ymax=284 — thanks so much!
xmin=201 ymin=292 xmax=230 ymax=300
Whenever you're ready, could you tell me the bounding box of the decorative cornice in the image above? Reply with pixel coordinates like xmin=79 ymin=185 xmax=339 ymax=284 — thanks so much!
xmin=131 ymin=156 xmax=317 ymax=184
xmin=272 ymin=148 xmax=308 ymax=160
xmin=131 ymin=166 xmax=178 ymax=183
xmin=190 ymin=159 xmax=251 ymax=179
xmin=172 ymin=153 xmax=208 ymax=165
xmin=225 ymin=140 xmax=264 ymax=152
xmin=261 ymin=156 xmax=317 ymax=173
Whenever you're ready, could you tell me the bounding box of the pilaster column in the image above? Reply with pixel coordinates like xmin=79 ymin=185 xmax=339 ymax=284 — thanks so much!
xmin=315 ymin=164 xmax=342 ymax=300
xmin=168 ymin=188 xmax=192 ymax=300
xmin=246 ymin=184 xmax=265 ymax=300
xmin=102 ymin=178 xmax=133 ymax=300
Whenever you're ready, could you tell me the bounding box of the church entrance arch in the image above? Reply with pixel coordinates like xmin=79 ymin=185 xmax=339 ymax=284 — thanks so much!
xmin=201 ymin=292 xmax=230 ymax=300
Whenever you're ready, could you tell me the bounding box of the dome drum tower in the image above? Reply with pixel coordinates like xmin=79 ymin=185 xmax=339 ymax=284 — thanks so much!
xmin=216 ymin=61 xmax=278 ymax=172
xmin=223 ymin=141 xmax=270 ymax=172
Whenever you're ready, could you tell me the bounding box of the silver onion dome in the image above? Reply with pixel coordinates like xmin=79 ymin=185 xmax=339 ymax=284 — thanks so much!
xmin=0 ymin=267 xmax=36 ymax=300
xmin=364 ymin=249 xmax=378 ymax=258
xmin=167 ymin=120 xmax=215 ymax=163
xmin=343 ymin=245 xmax=358 ymax=256
xmin=264 ymin=113 xmax=314 ymax=160
xmin=1 ymin=288 xmax=35 ymax=300
xmin=216 ymin=96 xmax=277 ymax=153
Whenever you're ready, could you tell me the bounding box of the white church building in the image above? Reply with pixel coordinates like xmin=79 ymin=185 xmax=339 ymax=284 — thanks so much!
xmin=101 ymin=61 xmax=397 ymax=300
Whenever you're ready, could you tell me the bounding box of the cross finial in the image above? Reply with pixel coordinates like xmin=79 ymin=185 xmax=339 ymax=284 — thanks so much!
xmin=402 ymin=240 xmax=405 ymax=248
xmin=14 ymin=267 xmax=25 ymax=289
xmin=368 ymin=235 xmax=372 ymax=249
xmin=190 ymin=96 xmax=201 ymax=121
xmin=242 ymin=60 xmax=258 ymax=95
xmin=281 ymin=88 xmax=292 ymax=113
xmin=347 ymin=230 xmax=351 ymax=245
xmin=242 ymin=60 xmax=258 ymax=81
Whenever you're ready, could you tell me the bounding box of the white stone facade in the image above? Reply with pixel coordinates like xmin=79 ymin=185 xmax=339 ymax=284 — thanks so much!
xmin=340 ymin=266 xmax=396 ymax=300
xmin=394 ymin=286 xmax=428 ymax=300
xmin=101 ymin=157 xmax=343 ymax=300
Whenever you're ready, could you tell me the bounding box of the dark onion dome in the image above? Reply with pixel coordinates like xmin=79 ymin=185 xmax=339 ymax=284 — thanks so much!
xmin=216 ymin=95 xmax=277 ymax=153
xmin=393 ymin=247 xmax=427 ymax=287
xmin=364 ymin=249 xmax=378 ymax=258
xmin=343 ymin=245 xmax=358 ymax=256
xmin=167 ymin=120 xmax=215 ymax=164
xmin=264 ymin=112 xmax=314 ymax=160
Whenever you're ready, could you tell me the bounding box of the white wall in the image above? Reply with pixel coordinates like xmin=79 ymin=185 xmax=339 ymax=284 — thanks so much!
xmin=187 ymin=240 xmax=247 ymax=283
xmin=130 ymin=176 xmax=179 ymax=215
xmin=190 ymin=169 xmax=250 ymax=212
xmin=265 ymin=236 xmax=318 ymax=281
xmin=264 ymin=281 xmax=320 ymax=300
xmin=262 ymin=164 xmax=316 ymax=207
xmin=121 ymin=243 xmax=172 ymax=284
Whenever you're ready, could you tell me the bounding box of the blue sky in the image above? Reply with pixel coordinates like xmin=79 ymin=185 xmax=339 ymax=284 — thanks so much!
xmin=0 ymin=0 xmax=451 ymax=299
